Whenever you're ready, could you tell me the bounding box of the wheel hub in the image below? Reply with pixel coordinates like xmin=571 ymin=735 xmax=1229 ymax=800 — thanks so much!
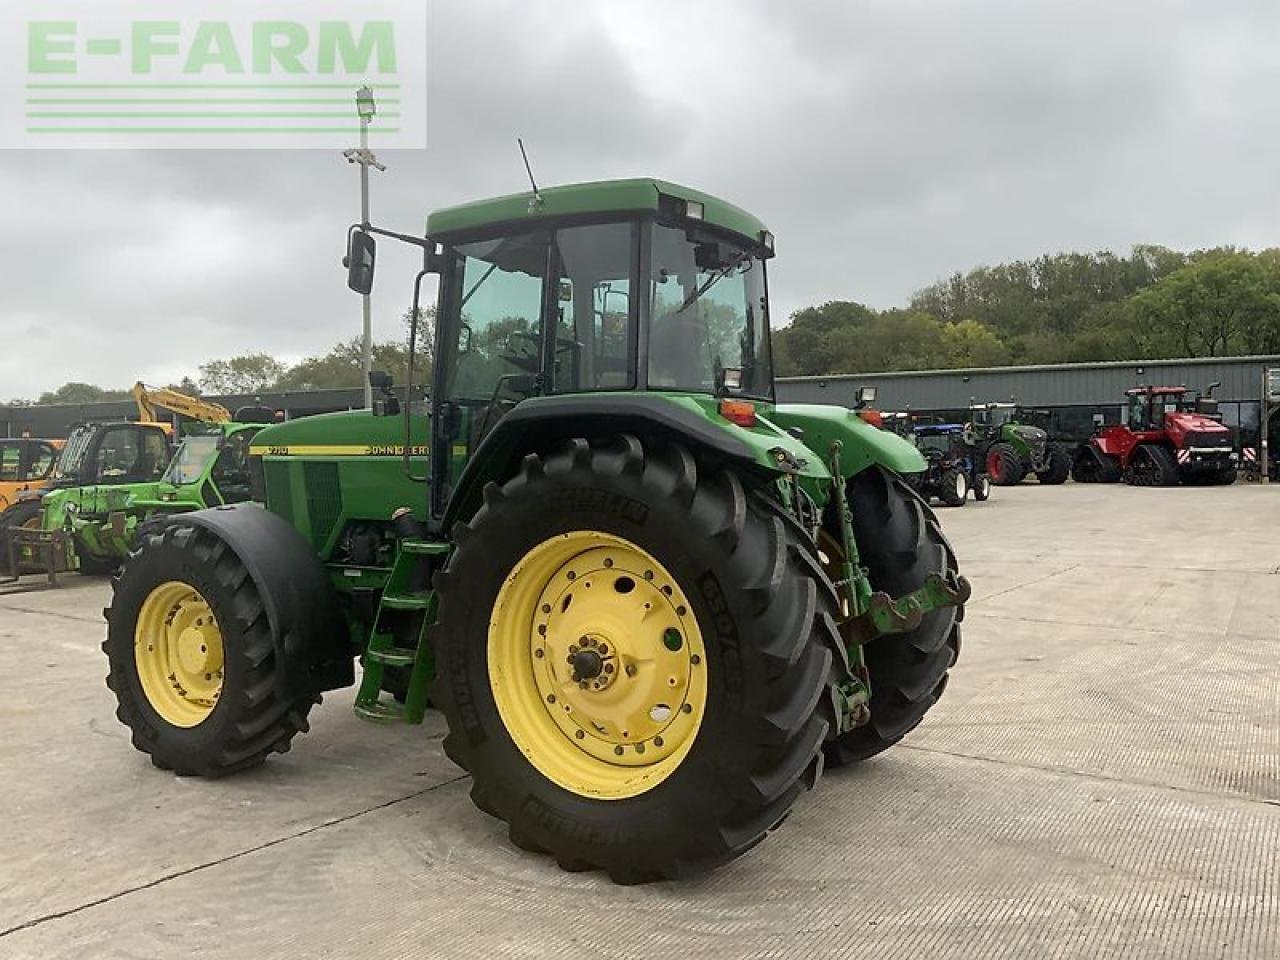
xmin=488 ymin=531 xmax=708 ymax=799
xmin=134 ymin=581 xmax=224 ymax=728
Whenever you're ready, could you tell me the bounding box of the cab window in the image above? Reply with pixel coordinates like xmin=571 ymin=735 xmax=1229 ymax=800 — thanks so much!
xmin=96 ymin=426 xmax=168 ymax=482
xmin=0 ymin=443 xmax=20 ymax=482
xmin=28 ymin=443 xmax=57 ymax=480
xmin=550 ymin=222 xmax=637 ymax=392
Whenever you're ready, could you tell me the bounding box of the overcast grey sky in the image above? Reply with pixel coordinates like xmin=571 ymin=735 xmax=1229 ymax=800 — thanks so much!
xmin=3 ymin=0 xmax=1278 ymax=399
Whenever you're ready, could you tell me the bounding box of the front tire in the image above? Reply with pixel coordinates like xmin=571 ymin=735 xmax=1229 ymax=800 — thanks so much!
xmin=0 ymin=500 xmax=42 ymax=576
xmin=938 ymin=467 xmax=968 ymax=507
xmin=103 ymin=522 xmax=317 ymax=776
xmin=972 ymin=473 xmax=991 ymax=501
xmin=824 ymin=467 xmax=962 ymax=766
xmin=431 ymin=436 xmax=840 ymax=882
xmin=74 ymin=536 xmax=119 ymax=576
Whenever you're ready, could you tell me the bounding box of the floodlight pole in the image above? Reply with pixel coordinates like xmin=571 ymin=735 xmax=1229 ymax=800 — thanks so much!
xmin=345 ymin=85 xmax=386 ymax=409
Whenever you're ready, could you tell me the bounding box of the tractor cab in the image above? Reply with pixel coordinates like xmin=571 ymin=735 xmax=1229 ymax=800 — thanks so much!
xmin=346 ymin=179 xmax=782 ymax=519
xmin=47 ymin=421 xmax=172 ymax=490
xmin=969 ymin=402 xmax=1016 ymax=429
xmin=1125 ymin=384 xmax=1223 ymax=431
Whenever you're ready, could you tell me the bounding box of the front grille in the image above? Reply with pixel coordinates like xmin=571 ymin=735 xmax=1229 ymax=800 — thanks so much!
xmin=1185 ymin=431 xmax=1232 ymax=449
xmin=263 ymin=460 xmax=293 ymax=525
xmin=303 ymin=461 xmax=343 ymax=550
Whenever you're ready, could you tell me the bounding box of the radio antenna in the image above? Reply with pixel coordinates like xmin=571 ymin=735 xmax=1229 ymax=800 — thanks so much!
xmin=518 ymin=137 xmax=543 ymax=209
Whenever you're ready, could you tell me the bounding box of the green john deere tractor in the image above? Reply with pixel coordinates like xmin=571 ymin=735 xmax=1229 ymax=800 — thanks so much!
xmin=966 ymin=402 xmax=1070 ymax=486
xmin=104 ymin=178 xmax=969 ymax=881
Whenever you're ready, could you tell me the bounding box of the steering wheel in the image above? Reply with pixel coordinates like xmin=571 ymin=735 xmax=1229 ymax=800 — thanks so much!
xmin=501 ymin=331 xmax=584 ymax=372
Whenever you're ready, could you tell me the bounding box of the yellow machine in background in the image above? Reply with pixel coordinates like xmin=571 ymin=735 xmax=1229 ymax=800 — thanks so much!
xmin=0 ymin=437 xmax=64 ymax=511
xmin=131 ymin=382 xmax=231 ymax=429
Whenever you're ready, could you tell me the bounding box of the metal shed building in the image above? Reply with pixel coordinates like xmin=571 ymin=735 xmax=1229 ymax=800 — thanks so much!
xmin=777 ymin=354 xmax=1280 ymax=446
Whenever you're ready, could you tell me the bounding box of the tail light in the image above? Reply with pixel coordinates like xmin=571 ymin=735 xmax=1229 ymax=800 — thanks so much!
xmin=719 ymin=400 xmax=757 ymax=427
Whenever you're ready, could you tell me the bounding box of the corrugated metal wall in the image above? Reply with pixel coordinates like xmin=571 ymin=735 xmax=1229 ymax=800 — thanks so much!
xmin=777 ymin=355 xmax=1280 ymax=410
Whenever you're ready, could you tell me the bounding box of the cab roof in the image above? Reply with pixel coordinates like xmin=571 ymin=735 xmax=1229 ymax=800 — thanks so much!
xmin=425 ymin=178 xmax=771 ymax=248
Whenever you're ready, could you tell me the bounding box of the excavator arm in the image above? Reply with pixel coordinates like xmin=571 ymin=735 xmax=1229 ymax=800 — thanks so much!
xmin=133 ymin=383 xmax=231 ymax=426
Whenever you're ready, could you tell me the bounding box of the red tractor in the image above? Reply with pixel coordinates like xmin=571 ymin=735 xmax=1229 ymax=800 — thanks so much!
xmin=1072 ymin=384 xmax=1237 ymax=486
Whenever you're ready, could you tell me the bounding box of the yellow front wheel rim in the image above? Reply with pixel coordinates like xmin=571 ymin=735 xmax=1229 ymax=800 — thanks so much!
xmin=488 ymin=531 xmax=708 ymax=800
xmin=134 ymin=581 xmax=224 ymax=728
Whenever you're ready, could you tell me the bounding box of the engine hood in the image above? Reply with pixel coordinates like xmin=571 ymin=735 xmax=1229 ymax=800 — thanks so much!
xmin=1166 ymin=412 xmax=1229 ymax=434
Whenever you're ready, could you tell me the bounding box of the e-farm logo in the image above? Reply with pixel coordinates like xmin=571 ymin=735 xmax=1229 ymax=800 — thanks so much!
xmin=1 ymin=1 xmax=425 ymax=148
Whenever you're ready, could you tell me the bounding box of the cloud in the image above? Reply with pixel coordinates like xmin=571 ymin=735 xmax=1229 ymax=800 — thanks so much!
xmin=2 ymin=0 xmax=1277 ymax=399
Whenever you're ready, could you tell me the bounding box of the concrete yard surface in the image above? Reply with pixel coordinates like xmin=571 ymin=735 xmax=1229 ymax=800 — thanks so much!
xmin=1 ymin=481 xmax=1278 ymax=959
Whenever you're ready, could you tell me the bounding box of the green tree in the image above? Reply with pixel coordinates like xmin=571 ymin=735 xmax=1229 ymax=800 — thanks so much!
xmin=199 ymin=353 xmax=286 ymax=394
xmin=36 ymin=382 xmax=130 ymax=405
xmin=1127 ymin=251 xmax=1280 ymax=357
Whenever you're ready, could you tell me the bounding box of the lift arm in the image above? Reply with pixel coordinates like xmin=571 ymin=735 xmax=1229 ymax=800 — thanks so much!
xmin=132 ymin=383 xmax=231 ymax=426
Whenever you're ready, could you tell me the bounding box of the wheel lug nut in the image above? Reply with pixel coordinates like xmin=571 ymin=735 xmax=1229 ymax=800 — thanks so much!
xmin=598 ymin=644 xmax=608 ymax=655
xmin=614 ymin=746 xmax=624 ymax=756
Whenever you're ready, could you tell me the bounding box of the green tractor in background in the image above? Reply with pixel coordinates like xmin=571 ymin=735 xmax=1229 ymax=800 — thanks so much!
xmin=1 ymin=389 xmax=270 ymax=577
xmin=966 ymin=402 xmax=1070 ymax=486
xmin=104 ymin=178 xmax=968 ymax=881
xmin=33 ymin=420 xmax=266 ymax=573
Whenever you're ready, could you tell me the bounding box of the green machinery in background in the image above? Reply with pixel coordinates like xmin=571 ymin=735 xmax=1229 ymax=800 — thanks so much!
xmin=966 ymin=401 xmax=1071 ymax=486
xmin=1 ymin=395 xmax=270 ymax=577
xmin=104 ymin=177 xmax=969 ymax=882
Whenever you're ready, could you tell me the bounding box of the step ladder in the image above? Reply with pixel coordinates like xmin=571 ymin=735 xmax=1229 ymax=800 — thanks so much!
xmin=353 ymin=538 xmax=448 ymax=724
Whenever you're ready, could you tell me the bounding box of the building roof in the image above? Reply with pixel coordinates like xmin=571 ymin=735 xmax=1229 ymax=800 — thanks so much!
xmin=779 ymin=354 xmax=1280 ymax=383
xmin=425 ymin=178 xmax=771 ymax=246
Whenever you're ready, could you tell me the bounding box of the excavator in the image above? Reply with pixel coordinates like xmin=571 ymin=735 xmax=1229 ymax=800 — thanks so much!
xmin=1 ymin=383 xmax=271 ymax=580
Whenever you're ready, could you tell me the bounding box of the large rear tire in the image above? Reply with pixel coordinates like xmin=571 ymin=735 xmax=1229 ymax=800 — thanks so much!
xmin=824 ymin=467 xmax=962 ymax=766
xmin=431 ymin=435 xmax=840 ymax=882
xmin=103 ymin=522 xmax=318 ymax=776
xmin=1035 ymin=444 xmax=1071 ymax=485
xmin=986 ymin=443 xmax=1025 ymax=485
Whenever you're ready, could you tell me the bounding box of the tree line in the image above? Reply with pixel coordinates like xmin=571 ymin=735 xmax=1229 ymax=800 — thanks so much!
xmin=12 ymin=245 xmax=1280 ymax=403
xmin=773 ymin=245 xmax=1280 ymax=376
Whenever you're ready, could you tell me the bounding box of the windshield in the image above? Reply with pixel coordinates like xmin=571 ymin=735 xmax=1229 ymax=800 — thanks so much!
xmin=51 ymin=426 xmax=95 ymax=483
xmin=648 ymin=224 xmax=772 ymax=399
xmin=162 ymin=435 xmax=220 ymax=485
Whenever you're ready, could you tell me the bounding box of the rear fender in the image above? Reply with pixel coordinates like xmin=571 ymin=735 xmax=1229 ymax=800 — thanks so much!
xmin=769 ymin=404 xmax=926 ymax=478
xmin=181 ymin=504 xmax=354 ymax=696
xmin=441 ymin=393 xmax=830 ymax=529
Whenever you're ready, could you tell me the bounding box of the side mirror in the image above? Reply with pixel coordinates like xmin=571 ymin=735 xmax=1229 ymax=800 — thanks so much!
xmin=345 ymin=229 xmax=376 ymax=295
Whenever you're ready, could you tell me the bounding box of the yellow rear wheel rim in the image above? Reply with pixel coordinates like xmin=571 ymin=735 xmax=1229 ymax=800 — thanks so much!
xmin=134 ymin=581 xmax=224 ymax=728
xmin=488 ymin=531 xmax=708 ymax=800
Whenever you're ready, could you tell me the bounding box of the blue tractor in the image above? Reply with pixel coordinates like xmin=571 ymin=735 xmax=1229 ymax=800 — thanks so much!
xmin=908 ymin=423 xmax=991 ymax=507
